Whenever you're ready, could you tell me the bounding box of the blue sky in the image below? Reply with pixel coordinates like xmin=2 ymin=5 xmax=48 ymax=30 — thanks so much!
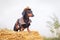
xmin=0 ymin=0 xmax=60 ymax=37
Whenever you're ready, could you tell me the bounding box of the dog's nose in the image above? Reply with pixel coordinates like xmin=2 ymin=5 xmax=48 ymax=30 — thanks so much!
xmin=32 ymin=14 xmax=34 ymax=17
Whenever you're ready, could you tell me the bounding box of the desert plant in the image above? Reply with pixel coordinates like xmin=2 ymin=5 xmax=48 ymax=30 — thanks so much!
xmin=47 ymin=15 xmax=60 ymax=38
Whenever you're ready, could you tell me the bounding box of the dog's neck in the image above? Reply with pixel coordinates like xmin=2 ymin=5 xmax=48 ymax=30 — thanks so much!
xmin=23 ymin=15 xmax=29 ymax=24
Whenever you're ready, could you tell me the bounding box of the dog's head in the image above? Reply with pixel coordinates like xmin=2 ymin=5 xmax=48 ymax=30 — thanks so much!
xmin=22 ymin=7 xmax=34 ymax=17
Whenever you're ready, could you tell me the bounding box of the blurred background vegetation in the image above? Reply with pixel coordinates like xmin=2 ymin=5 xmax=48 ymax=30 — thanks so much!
xmin=44 ymin=15 xmax=60 ymax=40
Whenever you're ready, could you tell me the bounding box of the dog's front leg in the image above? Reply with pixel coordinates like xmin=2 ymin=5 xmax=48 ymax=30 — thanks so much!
xmin=27 ymin=27 xmax=30 ymax=32
xmin=20 ymin=27 xmax=24 ymax=31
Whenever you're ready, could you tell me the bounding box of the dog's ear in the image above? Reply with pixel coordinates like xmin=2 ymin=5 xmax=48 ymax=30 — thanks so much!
xmin=22 ymin=10 xmax=25 ymax=16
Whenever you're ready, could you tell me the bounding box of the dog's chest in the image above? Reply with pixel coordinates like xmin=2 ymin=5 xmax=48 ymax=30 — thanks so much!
xmin=18 ymin=17 xmax=31 ymax=25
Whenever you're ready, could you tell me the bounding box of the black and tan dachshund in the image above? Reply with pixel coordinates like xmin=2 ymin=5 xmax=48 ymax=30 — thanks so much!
xmin=14 ymin=7 xmax=34 ymax=32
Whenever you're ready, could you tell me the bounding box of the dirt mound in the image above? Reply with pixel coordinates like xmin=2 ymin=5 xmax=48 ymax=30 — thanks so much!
xmin=0 ymin=29 xmax=43 ymax=40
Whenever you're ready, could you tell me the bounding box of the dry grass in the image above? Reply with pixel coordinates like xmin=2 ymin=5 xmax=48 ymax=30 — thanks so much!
xmin=0 ymin=29 xmax=43 ymax=40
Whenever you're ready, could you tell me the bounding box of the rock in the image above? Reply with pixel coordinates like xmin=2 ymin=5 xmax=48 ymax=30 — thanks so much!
xmin=0 ymin=29 xmax=43 ymax=40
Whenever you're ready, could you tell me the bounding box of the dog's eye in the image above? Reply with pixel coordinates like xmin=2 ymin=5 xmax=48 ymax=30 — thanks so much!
xmin=27 ymin=11 xmax=32 ymax=13
xmin=27 ymin=12 xmax=31 ymax=13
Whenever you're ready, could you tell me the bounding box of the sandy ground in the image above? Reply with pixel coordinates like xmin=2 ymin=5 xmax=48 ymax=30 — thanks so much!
xmin=0 ymin=29 xmax=43 ymax=40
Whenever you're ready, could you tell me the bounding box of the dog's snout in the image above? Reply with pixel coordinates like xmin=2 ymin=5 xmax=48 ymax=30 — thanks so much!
xmin=32 ymin=14 xmax=34 ymax=17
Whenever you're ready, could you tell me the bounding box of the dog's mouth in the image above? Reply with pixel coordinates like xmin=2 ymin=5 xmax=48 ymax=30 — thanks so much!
xmin=27 ymin=13 xmax=34 ymax=17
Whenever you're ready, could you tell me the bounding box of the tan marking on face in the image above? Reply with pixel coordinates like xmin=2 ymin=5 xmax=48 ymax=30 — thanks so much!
xmin=28 ymin=13 xmax=33 ymax=17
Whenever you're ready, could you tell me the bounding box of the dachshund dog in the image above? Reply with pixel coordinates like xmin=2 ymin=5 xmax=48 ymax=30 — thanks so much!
xmin=14 ymin=7 xmax=34 ymax=32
